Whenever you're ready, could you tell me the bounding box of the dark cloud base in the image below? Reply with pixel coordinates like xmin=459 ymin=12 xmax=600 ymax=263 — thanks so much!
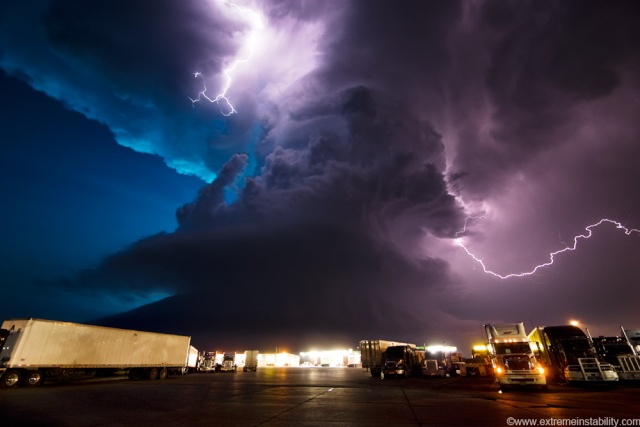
xmin=90 ymin=223 xmax=453 ymax=352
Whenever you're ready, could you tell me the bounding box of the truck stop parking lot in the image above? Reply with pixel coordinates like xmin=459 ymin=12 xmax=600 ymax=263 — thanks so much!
xmin=2 ymin=367 xmax=640 ymax=426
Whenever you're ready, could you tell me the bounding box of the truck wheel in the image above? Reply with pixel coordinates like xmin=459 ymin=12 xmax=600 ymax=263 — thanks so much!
xmin=2 ymin=369 xmax=22 ymax=387
xmin=157 ymin=368 xmax=168 ymax=381
xmin=147 ymin=368 xmax=159 ymax=380
xmin=24 ymin=370 xmax=44 ymax=387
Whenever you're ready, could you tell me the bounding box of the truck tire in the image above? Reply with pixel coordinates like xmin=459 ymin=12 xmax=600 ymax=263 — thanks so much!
xmin=157 ymin=368 xmax=168 ymax=381
xmin=2 ymin=369 xmax=22 ymax=388
xmin=24 ymin=370 xmax=44 ymax=387
xmin=147 ymin=368 xmax=159 ymax=380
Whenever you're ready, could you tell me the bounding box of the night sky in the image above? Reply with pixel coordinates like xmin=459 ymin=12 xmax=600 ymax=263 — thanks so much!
xmin=2 ymin=0 xmax=639 ymax=354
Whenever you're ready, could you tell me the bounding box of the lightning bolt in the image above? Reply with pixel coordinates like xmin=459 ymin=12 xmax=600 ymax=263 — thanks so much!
xmin=455 ymin=218 xmax=640 ymax=279
xmin=455 ymin=214 xmax=485 ymax=238
xmin=190 ymin=0 xmax=264 ymax=116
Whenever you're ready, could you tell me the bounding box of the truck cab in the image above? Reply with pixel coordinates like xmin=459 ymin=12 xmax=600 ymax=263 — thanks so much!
xmin=221 ymin=353 xmax=237 ymax=372
xmin=458 ymin=345 xmax=493 ymax=377
xmin=381 ymin=345 xmax=423 ymax=379
xmin=485 ymin=323 xmax=547 ymax=390
xmin=592 ymin=334 xmax=640 ymax=381
xmin=199 ymin=351 xmax=218 ymax=373
xmin=529 ymin=325 xmax=618 ymax=384
xmin=421 ymin=346 xmax=459 ymax=377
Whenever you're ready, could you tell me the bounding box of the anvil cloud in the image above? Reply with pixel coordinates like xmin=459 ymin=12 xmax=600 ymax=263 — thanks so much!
xmin=1 ymin=0 xmax=639 ymax=351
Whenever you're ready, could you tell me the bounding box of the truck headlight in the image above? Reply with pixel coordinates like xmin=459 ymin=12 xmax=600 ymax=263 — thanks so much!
xmin=537 ymin=367 xmax=545 ymax=375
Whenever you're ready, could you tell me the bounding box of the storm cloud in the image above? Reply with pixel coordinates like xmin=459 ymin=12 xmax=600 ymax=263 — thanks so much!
xmin=3 ymin=0 xmax=640 ymax=351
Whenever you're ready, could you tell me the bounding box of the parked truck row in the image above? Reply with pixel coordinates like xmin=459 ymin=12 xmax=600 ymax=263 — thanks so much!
xmin=197 ymin=350 xmax=259 ymax=373
xmin=360 ymin=340 xmax=460 ymax=379
xmin=360 ymin=323 xmax=640 ymax=390
xmin=0 ymin=318 xmax=260 ymax=388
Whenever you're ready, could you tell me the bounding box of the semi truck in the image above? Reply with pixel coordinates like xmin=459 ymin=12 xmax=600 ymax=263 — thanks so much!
xmin=0 ymin=318 xmax=193 ymax=388
xmin=528 ymin=325 xmax=618 ymax=384
xmin=381 ymin=345 xmax=423 ymax=379
xmin=484 ymin=323 xmax=547 ymax=390
xmin=199 ymin=351 xmax=219 ymax=372
xmin=421 ymin=346 xmax=460 ymax=377
xmin=220 ymin=352 xmax=237 ymax=372
xmin=457 ymin=345 xmax=494 ymax=377
xmin=592 ymin=328 xmax=640 ymax=381
xmin=359 ymin=339 xmax=412 ymax=378
xmin=243 ymin=350 xmax=259 ymax=372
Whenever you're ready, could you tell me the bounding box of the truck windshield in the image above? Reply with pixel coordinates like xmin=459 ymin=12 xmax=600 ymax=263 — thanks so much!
xmin=494 ymin=343 xmax=531 ymax=354
xmin=559 ymin=338 xmax=596 ymax=359
xmin=600 ymin=342 xmax=634 ymax=356
xmin=386 ymin=347 xmax=406 ymax=360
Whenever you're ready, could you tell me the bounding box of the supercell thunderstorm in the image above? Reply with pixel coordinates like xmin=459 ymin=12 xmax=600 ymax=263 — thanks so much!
xmin=1 ymin=0 xmax=640 ymax=349
xmin=191 ymin=1 xmax=640 ymax=282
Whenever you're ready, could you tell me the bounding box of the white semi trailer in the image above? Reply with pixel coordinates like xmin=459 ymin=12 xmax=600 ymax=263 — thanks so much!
xmin=243 ymin=350 xmax=259 ymax=372
xmin=0 ymin=318 xmax=192 ymax=388
xmin=182 ymin=345 xmax=201 ymax=374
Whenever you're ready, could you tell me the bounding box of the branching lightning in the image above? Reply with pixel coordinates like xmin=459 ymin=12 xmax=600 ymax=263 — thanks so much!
xmin=190 ymin=0 xmax=264 ymax=116
xmin=455 ymin=218 xmax=640 ymax=279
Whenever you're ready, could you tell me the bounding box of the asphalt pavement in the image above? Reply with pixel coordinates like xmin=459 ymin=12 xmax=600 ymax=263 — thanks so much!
xmin=1 ymin=367 xmax=639 ymax=426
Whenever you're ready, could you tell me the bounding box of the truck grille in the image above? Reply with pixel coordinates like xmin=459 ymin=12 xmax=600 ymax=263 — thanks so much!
xmin=506 ymin=360 xmax=530 ymax=371
xmin=618 ymin=356 xmax=640 ymax=372
xmin=578 ymin=358 xmax=600 ymax=373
